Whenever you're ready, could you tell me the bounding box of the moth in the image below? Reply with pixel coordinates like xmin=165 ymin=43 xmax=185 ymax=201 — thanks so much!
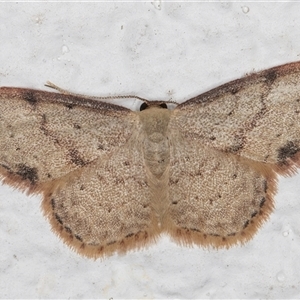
xmin=1 ymin=61 xmax=300 ymax=259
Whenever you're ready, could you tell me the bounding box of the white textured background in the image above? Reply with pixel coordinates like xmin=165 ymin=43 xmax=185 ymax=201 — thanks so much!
xmin=1 ymin=1 xmax=300 ymax=299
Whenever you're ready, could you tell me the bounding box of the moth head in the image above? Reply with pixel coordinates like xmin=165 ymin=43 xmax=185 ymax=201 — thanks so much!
xmin=139 ymin=101 xmax=169 ymax=111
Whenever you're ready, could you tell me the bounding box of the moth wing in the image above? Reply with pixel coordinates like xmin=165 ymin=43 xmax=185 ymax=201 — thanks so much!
xmin=43 ymin=135 xmax=157 ymax=258
xmin=165 ymin=134 xmax=275 ymax=247
xmin=0 ymin=87 xmax=157 ymax=258
xmin=170 ymin=61 xmax=300 ymax=173
xmin=0 ymin=87 xmax=138 ymax=192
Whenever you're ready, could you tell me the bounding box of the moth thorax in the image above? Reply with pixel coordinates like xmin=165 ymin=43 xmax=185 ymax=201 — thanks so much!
xmin=143 ymin=132 xmax=170 ymax=177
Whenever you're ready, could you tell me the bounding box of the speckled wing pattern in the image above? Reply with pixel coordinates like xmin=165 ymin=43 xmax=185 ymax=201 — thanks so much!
xmin=171 ymin=62 xmax=300 ymax=168
xmin=166 ymin=139 xmax=273 ymax=248
xmin=167 ymin=61 xmax=300 ymax=247
xmin=0 ymin=61 xmax=300 ymax=258
xmin=0 ymin=88 xmax=156 ymax=257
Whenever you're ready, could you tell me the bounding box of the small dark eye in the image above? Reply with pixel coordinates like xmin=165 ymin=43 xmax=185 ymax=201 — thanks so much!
xmin=159 ymin=103 xmax=168 ymax=109
xmin=140 ymin=102 xmax=149 ymax=111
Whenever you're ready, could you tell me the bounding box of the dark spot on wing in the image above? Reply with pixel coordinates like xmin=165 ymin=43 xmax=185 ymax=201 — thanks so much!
xmin=75 ymin=234 xmax=83 ymax=242
xmin=64 ymin=103 xmax=75 ymax=109
xmin=74 ymin=123 xmax=81 ymax=129
xmin=88 ymin=242 xmax=100 ymax=246
xmin=68 ymin=149 xmax=88 ymax=166
xmin=227 ymin=144 xmax=242 ymax=153
xmin=170 ymin=178 xmax=179 ymax=185
xmin=265 ymin=70 xmax=277 ymax=85
xmin=0 ymin=164 xmax=11 ymax=171
xmin=227 ymin=232 xmax=236 ymax=236
xmin=40 ymin=127 xmax=49 ymax=136
xmin=263 ymin=180 xmax=267 ymax=193
xmin=210 ymin=233 xmax=220 ymax=237
xmin=55 ymin=213 xmax=63 ymax=225
xmin=16 ymin=164 xmax=38 ymax=184
xmin=230 ymin=87 xmax=240 ymax=95
xmin=277 ymin=141 xmax=299 ymax=162
xmin=40 ymin=114 xmax=49 ymax=135
xmin=260 ymin=197 xmax=266 ymax=208
xmin=22 ymin=91 xmax=37 ymax=105
xmin=51 ymin=198 xmax=56 ymax=210
xmin=41 ymin=114 xmax=47 ymax=124
xmin=107 ymin=240 xmax=117 ymax=245
xmin=226 ymin=137 xmax=244 ymax=154
xmin=64 ymin=226 xmax=72 ymax=234
xmin=243 ymin=220 xmax=249 ymax=229
xmin=125 ymin=233 xmax=134 ymax=238
xmin=251 ymin=211 xmax=258 ymax=218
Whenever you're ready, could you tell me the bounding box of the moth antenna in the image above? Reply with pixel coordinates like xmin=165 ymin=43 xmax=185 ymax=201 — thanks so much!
xmin=45 ymin=81 xmax=178 ymax=105
xmin=45 ymin=81 xmax=150 ymax=103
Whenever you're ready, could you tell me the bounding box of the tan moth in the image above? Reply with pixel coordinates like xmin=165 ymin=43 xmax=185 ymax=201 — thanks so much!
xmin=1 ymin=61 xmax=300 ymax=259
